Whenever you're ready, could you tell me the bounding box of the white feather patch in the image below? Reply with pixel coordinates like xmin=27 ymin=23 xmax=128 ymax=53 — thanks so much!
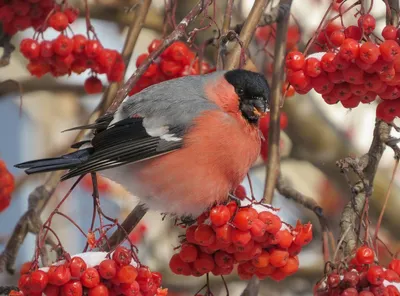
xmin=160 ymin=134 xmax=181 ymax=142
xmin=145 ymin=126 xmax=169 ymax=137
xmin=145 ymin=125 xmax=182 ymax=142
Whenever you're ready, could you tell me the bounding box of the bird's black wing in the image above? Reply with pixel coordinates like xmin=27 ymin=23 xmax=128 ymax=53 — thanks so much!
xmin=60 ymin=117 xmax=183 ymax=180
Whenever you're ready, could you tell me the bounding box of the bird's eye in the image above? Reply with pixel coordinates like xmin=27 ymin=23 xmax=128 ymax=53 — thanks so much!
xmin=236 ymin=88 xmax=244 ymax=96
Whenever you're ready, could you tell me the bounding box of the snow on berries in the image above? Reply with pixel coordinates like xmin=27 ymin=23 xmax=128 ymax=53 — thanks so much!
xmin=314 ymin=245 xmax=400 ymax=296
xmin=17 ymin=249 xmax=167 ymax=296
xmin=285 ymin=12 xmax=400 ymax=122
xmin=4 ymin=0 xmax=126 ymax=95
xmin=0 ymin=159 xmax=15 ymax=213
xmin=169 ymin=187 xmax=312 ymax=281
xmin=129 ymin=39 xmax=215 ymax=96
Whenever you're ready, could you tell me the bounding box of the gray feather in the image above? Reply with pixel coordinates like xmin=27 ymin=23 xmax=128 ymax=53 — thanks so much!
xmin=112 ymin=72 xmax=225 ymax=135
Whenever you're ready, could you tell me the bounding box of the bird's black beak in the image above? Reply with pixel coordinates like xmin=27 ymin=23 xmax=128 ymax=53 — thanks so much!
xmin=252 ymin=97 xmax=267 ymax=117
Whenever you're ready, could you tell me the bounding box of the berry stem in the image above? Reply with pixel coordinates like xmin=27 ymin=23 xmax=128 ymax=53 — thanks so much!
xmin=55 ymin=211 xmax=88 ymax=238
xmin=83 ymin=186 xmax=97 ymax=252
xmin=303 ymin=2 xmax=333 ymax=56
xmin=367 ymin=0 xmax=374 ymax=14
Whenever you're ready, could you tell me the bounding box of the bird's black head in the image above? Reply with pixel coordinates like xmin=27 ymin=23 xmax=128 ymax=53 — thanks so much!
xmin=224 ymin=69 xmax=270 ymax=124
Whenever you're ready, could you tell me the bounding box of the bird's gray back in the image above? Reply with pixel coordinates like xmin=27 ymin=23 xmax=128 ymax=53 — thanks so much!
xmin=112 ymin=71 xmax=227 ymax=135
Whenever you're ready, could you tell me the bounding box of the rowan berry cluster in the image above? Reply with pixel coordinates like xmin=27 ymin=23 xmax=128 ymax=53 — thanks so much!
xmin=17 ymin=247 xmax=167 ymax=296
xmin=10 ymin=0 xmax=125 ymax=94
xmin=0 ymin=160 xmax=15 ymax=213
xmin=285 ymin=12 xmax=400 ymax=122
xmin=169 ymin=187 xmax=312 ymax=281
xmin=314 ymin=245 xmax=400 ymax=296
xmin=129 ymin=39 xmax=215 ymax=96
xmin=0 ymin=0 xmax=75 ymax=35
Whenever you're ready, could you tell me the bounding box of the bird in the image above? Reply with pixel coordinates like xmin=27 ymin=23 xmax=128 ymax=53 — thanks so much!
xmin=15 ymin=69 xmax=270 ymax=217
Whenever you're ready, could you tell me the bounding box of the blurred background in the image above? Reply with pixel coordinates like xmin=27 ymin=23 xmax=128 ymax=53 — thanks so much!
xmin=1 ymin=0 xmax=400 ymax=295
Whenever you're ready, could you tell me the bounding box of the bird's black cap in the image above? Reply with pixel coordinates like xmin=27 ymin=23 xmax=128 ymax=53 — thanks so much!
xmin=224 ymin=69 xmax=270 ymax=123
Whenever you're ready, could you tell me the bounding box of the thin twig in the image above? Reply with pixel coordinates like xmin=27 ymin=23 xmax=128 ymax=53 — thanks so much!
xmin=276 ymin=175 xmax=332 ymax=262
xmin=258 ymin=2 xmax=285 ymax=26
xmin=221 ymin=0 xmax=234 ymax=39
xmin=225 ymin=0 xmax=270 ymax=70
xmin=121 ymin=0 xmax=153 ymax=65
xmin=263 ymin=0 xmax=293 ymax=205
xmin=216 ymin=0 xmax=234 ymax=70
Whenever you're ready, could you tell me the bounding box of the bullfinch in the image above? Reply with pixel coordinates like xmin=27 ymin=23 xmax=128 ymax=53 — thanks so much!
xmin=15 ymin=69 xmax=270 ymax=216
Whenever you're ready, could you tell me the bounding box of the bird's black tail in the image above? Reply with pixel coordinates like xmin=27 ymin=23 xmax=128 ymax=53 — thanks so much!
xmin=15 ymin=148 xmax=93 ymax=175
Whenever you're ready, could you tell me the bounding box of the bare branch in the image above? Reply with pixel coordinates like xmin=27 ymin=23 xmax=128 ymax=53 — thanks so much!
xmin=337 ymin=0 xmax=399 ymax=255
xmin=263 ymin=0 xmax=293 ymax=204
xmin=225 ymin=0 xmax=270 ymax=70
xmin=338 ymin=120 xmax=392 ymax=256
xmin=258 ymin=2 xmax=290 ymax=26
xmin=0 ymin=77 xmax=85 ymax=97
xmin=386 ymin=0 xmax=399 ymax=26
xmin=222 ymin=0 xmax=235 ymax=37
xmin=276 ymin=176 xmax=325 ymax=222
xmin=121 ymin=0 xmax=153 ymax=65
xmin=216 ymin=0 xmax=235 ymax=70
